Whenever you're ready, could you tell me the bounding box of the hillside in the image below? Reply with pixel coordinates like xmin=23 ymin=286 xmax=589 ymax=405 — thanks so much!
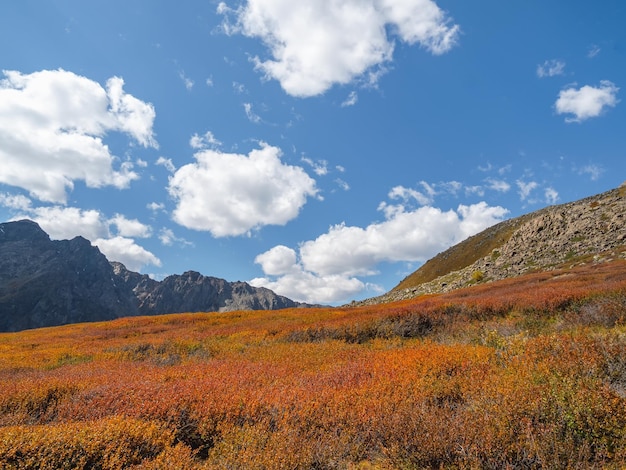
xmin=0 ymin=220 xmax=305 ymax=332
xmin=368 ymin=184 xmax=626 ymax=304
xmin=1 ymin=260 xmax=626 ymax=468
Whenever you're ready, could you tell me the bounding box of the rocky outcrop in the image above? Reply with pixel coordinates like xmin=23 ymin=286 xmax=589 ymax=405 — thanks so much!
xmin=360 ymin=185 xmax=626 ymax=305
xmin=0 ymin=220 xmax=306 ymax=332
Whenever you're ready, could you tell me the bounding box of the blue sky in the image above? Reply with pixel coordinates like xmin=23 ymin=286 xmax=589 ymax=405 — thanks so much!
xmin=0 ymin=1 xmax=624 ymax=304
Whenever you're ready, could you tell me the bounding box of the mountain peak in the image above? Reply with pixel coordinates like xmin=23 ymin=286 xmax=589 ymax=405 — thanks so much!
xmin=0 ymin=219 xmax=50 ymax=244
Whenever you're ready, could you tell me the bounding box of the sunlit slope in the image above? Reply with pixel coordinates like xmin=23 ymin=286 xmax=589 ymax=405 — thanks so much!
xmin=391 ymin=185 xmax=626 ymax=298
xmin=1 ymin=260 xmax=626 ymax=468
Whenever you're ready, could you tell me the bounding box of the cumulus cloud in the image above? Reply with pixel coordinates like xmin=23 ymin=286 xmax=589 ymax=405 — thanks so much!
xmin=0 ymin=69 xmax=157 ymax=203
xmin=25 ymin=206 xmax=110 ymax=241
xmin=536 ymin=59 xmax=565 ymax=78
xmin=250 ymin=271 xmax=365 ymax=305
xmin=110 ymin=214 xmax=152 ymax=238
xmin=218 ymin=0 xmax=460 ymax=97
xmin=555 ymin=80 xmax=619 ymax=122
xmin=168 ymin=143 xmax=318 ymax=237
xmin=254 ymin=245 xmax=298 ymax=275
xmin=2 ymin=204 xmax=160 ymax=271
xmin=92 ymin=236 xmax=161 ymax=272
xmin=252 ymin=195 xmax=507 ymax=303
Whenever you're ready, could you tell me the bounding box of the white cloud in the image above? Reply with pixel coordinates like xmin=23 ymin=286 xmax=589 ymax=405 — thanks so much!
xmin=387 ymin=185 xmax=432 ymax=206
xmin=465 ymin=185 xmax=484 ymax=197
xmin=147 ymin=202 xmax=166 ymax=213
xmin=485 ymin=178 xmax=511 ymax=193
xmin=7 ymin=205 xmax=160 ymax=271
xmin=104 ymin=76 xmax=158 ymax=148
xmin=587 ymin=44 xmax=601 ymax=58
xmin=243 ymin=102 xmax=261 ymax=123
xmin=0 ymin=69 xmax=157 ymax=203
xmin=545 ymin=187 xmax=559 ymax=204
xmin=93 ymin=236 xmax=161 ymax=272
xmin=516 ymin=180 xmax=538 ymax=201
xmin=233 ymin=81 xmax=246 ymax=94
xmin=218 ymin=0 xmax=460 ymax=97
xmin=536 ymin=59 xmax=565 ymax=78
xmin=335 ymin=178 xmax=350 ymax=191
xmin=253 ymin=197 xmax=507 ymax=303
xmin=301 ymin=157 xmax=328 ymax=176
xmin=254 ymin=245 xmax=298 ymax=275
xmin=555 ymin=80 xmax=619 ymax=123
xmin=156 ymin=156 xmax=176 ymax=173
xmin=158 ymin=227 xmax=193 ymax=247
xmin=190 ymin=131 xmax=222 ymax=149
xmin=179 ymin=71 xmax=194 ymax=91
xmin=0 ymin=193 xmax=32 ymax=211
xmin=168 ymin=143 xmax=318 ymax=236
xmin=300 ymin=202 xmax=507 ymax=277
xmin=25 ymin=206 xmax=109 ymax=241
xmin=206 ymin=76 xmax=214 ymax=87
xmin=577 ymin=164 xmax=604 ymax=181
xmin=110 ymin=214 xmax=152 ymax=238
xmin=250 ymin=271 xmax=365 ymax=305
xmin=341 ymin=91 xmax=358 ymax=107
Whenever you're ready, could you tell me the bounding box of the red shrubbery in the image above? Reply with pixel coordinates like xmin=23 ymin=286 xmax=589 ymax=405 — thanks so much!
xmin=0 ymin=261 xmax=625 ymax=468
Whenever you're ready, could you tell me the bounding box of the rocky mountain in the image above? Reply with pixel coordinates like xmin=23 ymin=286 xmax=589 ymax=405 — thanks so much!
xmin=361 ymin=184 xmax=626 ymax=305
xmin=111 ymin=262 xmax=300 ymax=316
xmin=0 ymin=220 xmax=303 ymax=332
xmin=0 ymin=220 xmax=136 ymax=331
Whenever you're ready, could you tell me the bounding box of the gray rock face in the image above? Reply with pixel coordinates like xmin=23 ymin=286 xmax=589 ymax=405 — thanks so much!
xmin=1 ymin=220 xmax=305 ymax=332
xmin=112 ymin=263 xmax=299 ymax=315
xmin=0 ymin=220 xmax=137 ymax=331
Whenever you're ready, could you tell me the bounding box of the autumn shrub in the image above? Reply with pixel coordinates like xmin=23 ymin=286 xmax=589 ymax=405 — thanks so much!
xmin=1 ymin=261 xmax=626 ymax=468
xmin=0 ymin=416 xmax=176 ymax=470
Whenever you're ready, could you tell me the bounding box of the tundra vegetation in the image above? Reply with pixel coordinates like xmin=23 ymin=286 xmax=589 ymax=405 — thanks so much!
xmin=1 ymin=260 xmax=626 ymax=469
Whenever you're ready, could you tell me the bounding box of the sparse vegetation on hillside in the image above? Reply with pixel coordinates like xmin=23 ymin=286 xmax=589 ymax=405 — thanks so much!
xmin=393 ymin=215 xmax=531 ymax=291
xmin=1 ymin=261 xmax=626 ymax=468
xmin=385 ymin=186 xmax=626 ymax=303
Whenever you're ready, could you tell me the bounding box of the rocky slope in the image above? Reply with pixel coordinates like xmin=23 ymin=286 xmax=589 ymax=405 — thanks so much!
xmin=362 ymin=184 xmax=626 ymax=305
xmin=0 ymin=220 xmax=304 ymax=332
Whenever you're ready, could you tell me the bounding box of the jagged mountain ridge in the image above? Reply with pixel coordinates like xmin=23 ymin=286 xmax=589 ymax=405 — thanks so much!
xmin=111 ymin=262 xmax=301 ymax=316
xmin=0 ymin=220 xmax=305 ymax=332
xmin=363 ymin=184 xmax=626 ymax=305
